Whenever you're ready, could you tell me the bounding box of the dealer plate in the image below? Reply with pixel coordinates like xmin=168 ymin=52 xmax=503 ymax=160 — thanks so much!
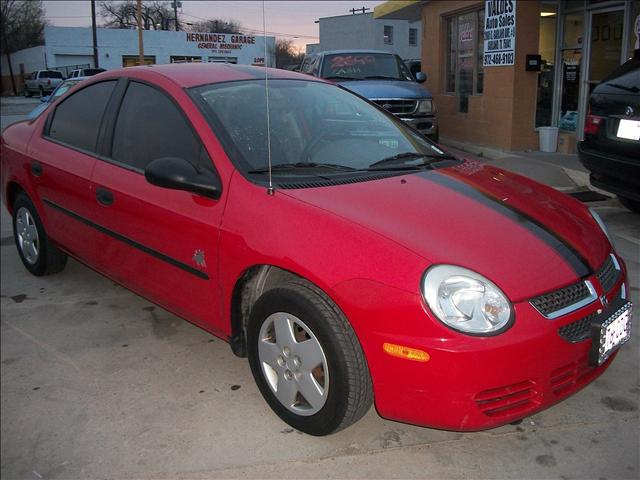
xmin=590 ymin=301 xmax=632 ymax=366
xmin=616 ymin=119 xmax=640 ymax=140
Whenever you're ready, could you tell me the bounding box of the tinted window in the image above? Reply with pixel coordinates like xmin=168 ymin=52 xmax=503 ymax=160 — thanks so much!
xmin=320 ymin=53 xmax=412 ymax=81
xmin=48 ymin=81 xmax=116 ymax=152
xmin=111 ymin=82 xmax=204 ymax=171
xmin=42 ymin=71 xmax=63 ymax=78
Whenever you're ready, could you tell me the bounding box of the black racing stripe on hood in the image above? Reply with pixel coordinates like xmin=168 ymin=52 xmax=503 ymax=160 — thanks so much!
xmin=418 ymin=170 xmax=592 ymax=279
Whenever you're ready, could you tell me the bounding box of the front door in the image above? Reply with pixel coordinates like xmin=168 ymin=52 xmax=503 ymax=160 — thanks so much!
xmin=90 ymin=80 xmax=225 ymax=333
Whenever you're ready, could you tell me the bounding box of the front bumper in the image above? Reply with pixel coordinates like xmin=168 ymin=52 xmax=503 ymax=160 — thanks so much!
xmin=335 ymin=255 xmax=629 ymax=431
xmin=399 ymin=115 xmax=438 ymax=138
xmin=577 ymin=142 xmax=640 ymax=201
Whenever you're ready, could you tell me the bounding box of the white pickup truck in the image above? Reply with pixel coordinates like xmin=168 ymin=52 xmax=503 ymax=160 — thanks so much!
xmin=23 ymin=70 xmax=64 ymax=97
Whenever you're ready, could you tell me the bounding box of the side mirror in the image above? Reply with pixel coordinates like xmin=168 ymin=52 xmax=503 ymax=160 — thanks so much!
xmin=415 ymin=72 xmax=427 ymax=84
xmin=145 ymin=157 xmax=221 ymax=200
xmin=40 ymin=96 xmax=50 ymax=103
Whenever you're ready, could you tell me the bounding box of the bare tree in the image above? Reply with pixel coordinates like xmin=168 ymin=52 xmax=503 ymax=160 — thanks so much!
xmin=99 ymin=0 xmax=179 ymax=30
xmin=274 ymin=38 xmax=303 ymax=69
xmin=186 ymin=18 xmax=243 ymax=34
xmin=1 ymin=0 xmax=46 ymax=94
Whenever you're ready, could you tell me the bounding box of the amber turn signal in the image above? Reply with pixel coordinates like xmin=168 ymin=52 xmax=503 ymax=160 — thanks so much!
xmin=382 ymin=342 xmax=430 ymax=362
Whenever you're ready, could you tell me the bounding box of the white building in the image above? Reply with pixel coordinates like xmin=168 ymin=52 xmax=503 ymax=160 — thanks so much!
xmin=1 ymin=26 xmax=275 ymax=95
xmin=309 ymin=12 xmax=422 ymax=60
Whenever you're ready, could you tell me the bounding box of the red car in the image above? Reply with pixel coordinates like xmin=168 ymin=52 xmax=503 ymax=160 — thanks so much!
xmin=1 ymin=64 xmax=633 ymax=436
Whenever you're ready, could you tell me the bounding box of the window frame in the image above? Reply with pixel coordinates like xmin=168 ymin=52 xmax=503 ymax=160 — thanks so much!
xmin=384 ymin=25 xmax=394 ymax=45
xmin=43 ymin=79 xmax=120 ymax=157
xmin=409 ymin=27 xmax=418 ymax=46
xmin=443 ymin=9 xmax=485 ymax=112
xmin=101 ymin=78 xmax=218 ymax=177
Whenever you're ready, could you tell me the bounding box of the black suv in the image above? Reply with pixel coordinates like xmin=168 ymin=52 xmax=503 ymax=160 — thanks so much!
xmin=578 ymin=49 xmax=640 ymax=213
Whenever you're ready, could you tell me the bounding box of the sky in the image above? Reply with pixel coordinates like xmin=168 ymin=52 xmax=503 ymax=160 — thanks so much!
xmin=43 ymin=0 xmax=385 ymax=52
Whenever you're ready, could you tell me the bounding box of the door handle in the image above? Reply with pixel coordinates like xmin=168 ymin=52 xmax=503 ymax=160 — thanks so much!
xmin=96 ymin=188 xmax=114 ymax=206
xmin=31 ymin=162 xmax=43 ymax=177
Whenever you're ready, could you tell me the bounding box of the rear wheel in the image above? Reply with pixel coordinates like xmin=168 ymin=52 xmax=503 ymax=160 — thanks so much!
xmin=39 ymin=86 xmax=44 ymax=97
xmin=12 ymin=192 xmax=67 ymax=276
xmin=24 ymin=88 xmax=31 ymax=98
xmin=248 ymin=281 xmax=373 ymax=436
xmin=618 ymin=196 xmax=640 ymax=214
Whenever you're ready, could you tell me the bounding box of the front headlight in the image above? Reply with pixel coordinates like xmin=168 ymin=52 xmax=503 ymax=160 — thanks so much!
xmin=589 ymin=208 xmax=613 ymax=246
xmin=417 ymin=99 xmax=434 ymax=114
xmin=422 ymin=265 xmax=512 ymax=335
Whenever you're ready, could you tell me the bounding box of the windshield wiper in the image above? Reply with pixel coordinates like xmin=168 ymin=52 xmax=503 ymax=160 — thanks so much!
xmin=323 ymin=76 xmax=362 ymax=81
xmin=248 ymin=162 xmax=358 ymax=174
xmin=367 ymin=152 xmax=456 ymax=170
xmin=362 ymin=75 xmax=402 ymax=81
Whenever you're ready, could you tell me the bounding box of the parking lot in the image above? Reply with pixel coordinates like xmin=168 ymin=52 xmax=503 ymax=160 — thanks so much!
xmin=1 ymin=99 xmax=639 ymax=479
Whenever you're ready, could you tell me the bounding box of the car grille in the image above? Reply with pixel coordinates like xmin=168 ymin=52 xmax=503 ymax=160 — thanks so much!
xmin=474 ymin=380 xmax=540 ymax=417
xmin=371 ymin=99 xmax=417 ymax=115
xmin=558 ymin=312 xmax=596 ymax=343
xmin=596 ymin=254 xmax=620 ymax=293
xmin=530 ymin=281 xmax=595 ymax=318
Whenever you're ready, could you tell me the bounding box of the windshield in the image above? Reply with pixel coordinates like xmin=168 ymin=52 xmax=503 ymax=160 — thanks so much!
xmin=192 ymin=79 xmax=450 ymax=176
xmin=320 ymin=53 xmax=413 ymax=81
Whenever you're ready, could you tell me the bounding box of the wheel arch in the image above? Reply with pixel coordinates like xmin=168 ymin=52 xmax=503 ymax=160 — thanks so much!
xmin=5 ymin=181 xmax=25 ymax=214
xmin=229 ymin=265 xmax=329 ymax=357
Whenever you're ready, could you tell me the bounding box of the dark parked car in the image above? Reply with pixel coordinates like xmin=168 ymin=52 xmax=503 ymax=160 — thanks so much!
xmin=578 ymin=49 xmax=640 ymax=213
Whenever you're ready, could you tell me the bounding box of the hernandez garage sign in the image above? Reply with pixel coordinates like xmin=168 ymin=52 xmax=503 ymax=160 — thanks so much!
xmin=483 ymin=0 xmax=516 ymax=66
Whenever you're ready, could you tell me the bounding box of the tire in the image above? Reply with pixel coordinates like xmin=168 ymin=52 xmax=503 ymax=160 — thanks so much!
xmin=39 ymin=86 xmax=45 ymax=97
xmin=12 ymin=192 xmax=67 ymax=276
xmin=24 ymin=88 xmax=31 ymax=98
xmin=618 ymin=196 xmax=640 ymax=214
xmin=248 ymin=281 xmax=373 ymax=436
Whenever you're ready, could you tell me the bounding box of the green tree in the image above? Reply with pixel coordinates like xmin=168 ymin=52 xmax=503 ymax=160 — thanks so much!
xmin=1 ymin=0 xmax=47 ymax=94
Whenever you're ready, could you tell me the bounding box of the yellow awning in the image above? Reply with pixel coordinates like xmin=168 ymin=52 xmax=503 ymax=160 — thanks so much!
xmin=374 ymin=1 xmax=424 ymax=21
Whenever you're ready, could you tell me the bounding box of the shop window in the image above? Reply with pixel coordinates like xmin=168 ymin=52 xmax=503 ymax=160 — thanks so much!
xmin=445 ymin=10 xmax=484 ymax=112
xmin=170 ymin=56 xmax=202 ymax=63
xmin=535 ymin=3 xmax=558 ymax=128
xmin=384 ymin=25 xmax=393 ymax=44
xmin=122 ymin=55 xmax=156 ymax=67
xmin=409 ymin=28 xmax=417 ymax=46
xmin=558 ymin=13 xmax=583 ymax=131
xmin=208 ymin=56 xmax=238 ymax=64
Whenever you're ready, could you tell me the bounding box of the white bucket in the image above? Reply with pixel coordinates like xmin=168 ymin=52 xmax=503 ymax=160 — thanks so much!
xmin=539 ymin=126 xmax=559 ymax=153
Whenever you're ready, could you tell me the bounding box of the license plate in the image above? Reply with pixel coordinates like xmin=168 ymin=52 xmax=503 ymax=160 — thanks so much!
xmin=616 ymin=119 xmax=640 ymax=140
xmin=590 ymin=301 xmax=632 ymax=366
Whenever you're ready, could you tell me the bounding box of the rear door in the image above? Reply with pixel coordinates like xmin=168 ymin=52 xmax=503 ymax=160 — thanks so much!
xmin=90 ymin=79 xmax=224 ymax=331
xmin=28 ymin=80 xmax=118 ymax=263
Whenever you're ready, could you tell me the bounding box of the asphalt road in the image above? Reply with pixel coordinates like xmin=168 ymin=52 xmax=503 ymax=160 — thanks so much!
xmin=1 ymin=101 xmax=639 ymax=479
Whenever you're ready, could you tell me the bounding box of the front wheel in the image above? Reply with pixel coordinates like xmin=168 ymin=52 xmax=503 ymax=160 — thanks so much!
xmin=248 ymin=282 xmax=373 ymax=436
xmin=12 ymin=192 xmax=67 ymax=276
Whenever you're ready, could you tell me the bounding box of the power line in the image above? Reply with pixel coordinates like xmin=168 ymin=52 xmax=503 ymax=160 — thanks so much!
xmin=180 ymin=12 xmax=318 ymax=39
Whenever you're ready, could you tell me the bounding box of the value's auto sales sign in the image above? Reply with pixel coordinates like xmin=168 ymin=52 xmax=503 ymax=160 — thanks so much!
xmin=483 ymin=0 xmax=516 ymax=67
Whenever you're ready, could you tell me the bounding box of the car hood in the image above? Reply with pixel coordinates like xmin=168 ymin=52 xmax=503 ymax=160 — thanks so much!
xmin=280 ymin=161 xmax=610 ymax=301
xmin=338 ymin=79 xmax=432 ymax=100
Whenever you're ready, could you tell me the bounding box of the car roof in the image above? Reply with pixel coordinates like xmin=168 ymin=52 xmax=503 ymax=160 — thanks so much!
xmin=106 ymin=63 xmax=325 ymax=88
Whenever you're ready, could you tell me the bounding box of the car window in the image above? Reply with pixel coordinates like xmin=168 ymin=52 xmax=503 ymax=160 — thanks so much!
xmin=42 ymin=71 xmax=63 ymax=79
xmin=48 ymin=81 xmax=117 ymax=153
xmin=320 ymin=53 xmax=411 ymax=81
xmin=111 ymin=81 xmax=205 ymax=172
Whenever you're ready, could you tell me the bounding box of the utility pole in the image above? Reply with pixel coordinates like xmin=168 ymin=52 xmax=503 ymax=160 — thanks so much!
xmin=91 ymin=0 xmax=99 ymax=68
xmin=136 ymin=0 xmax=144 ymax=65
xmin=173 ymin=1 xmax=180 ymax=31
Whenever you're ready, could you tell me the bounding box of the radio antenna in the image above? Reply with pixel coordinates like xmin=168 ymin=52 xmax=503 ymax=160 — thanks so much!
xmin=262 ymin=0 xmax=274 ymax=195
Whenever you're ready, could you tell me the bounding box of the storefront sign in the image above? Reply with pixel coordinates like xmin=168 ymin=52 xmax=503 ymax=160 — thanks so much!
xmin=186 ymin=32 xmax=256 ymax=55
xmin=483 ymin=0 xmax=516 ymax=66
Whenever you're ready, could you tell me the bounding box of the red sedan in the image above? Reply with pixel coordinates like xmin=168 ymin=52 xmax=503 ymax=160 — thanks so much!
xmin=0 ymin=64 xmax=632 ymax=435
